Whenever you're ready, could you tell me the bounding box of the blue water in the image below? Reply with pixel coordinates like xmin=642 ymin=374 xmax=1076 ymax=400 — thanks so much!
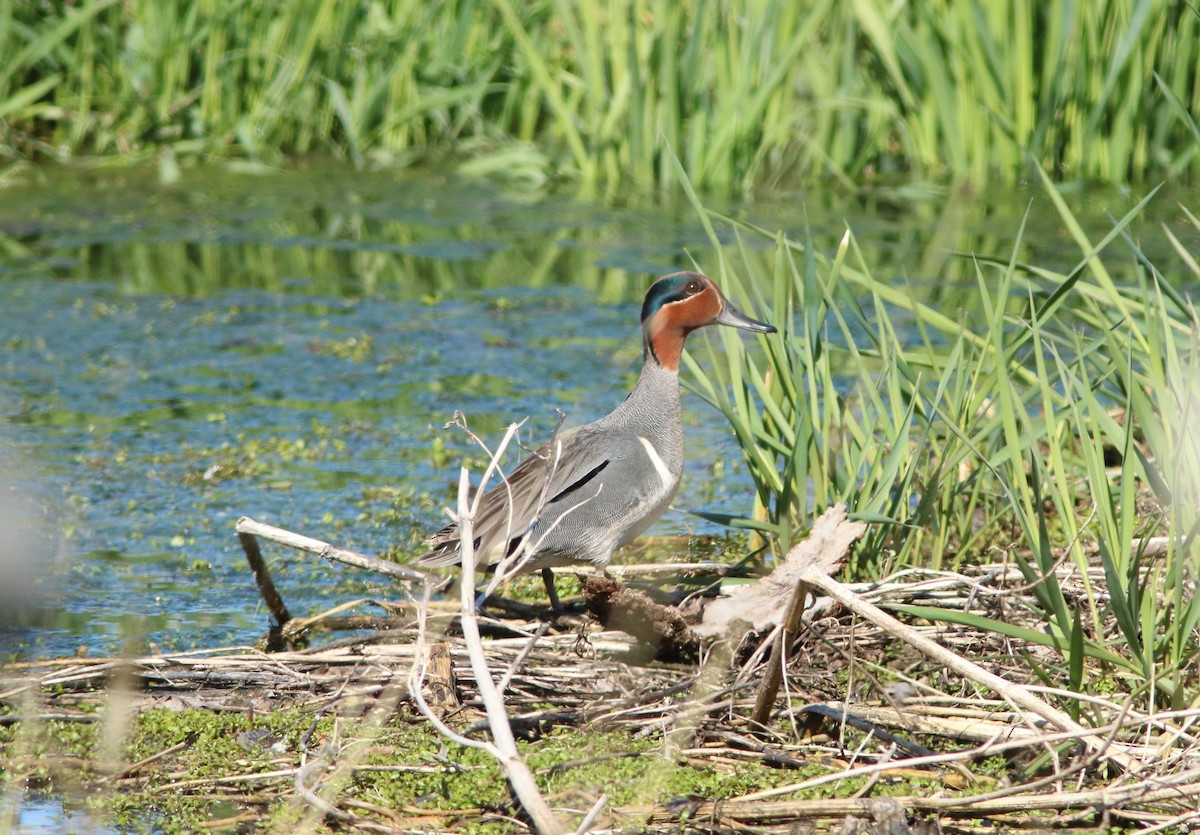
xmin=0 ymin=166 xmax=764 ymax=660
xmin=0 ymin=164 xmax=1194 ymax=661
xmin=6 ymin=794 xmax=108 ymax=834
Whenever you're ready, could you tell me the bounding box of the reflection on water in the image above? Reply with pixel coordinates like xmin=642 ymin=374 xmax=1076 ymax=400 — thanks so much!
xmin=7 ymin=793 xmax=108 ymax=834
xmin=0 ymin=164 xmax=1195 ymax=660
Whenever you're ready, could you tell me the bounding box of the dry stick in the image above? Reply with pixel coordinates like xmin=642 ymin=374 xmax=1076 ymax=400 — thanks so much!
xmin=797 ymin=566 xmax=1137 ymax=771
xmin=151 ymin=768 xmax=299 ymax=793
xmin=279 ymin=596 xmax=409 ymax=641
xmin=1139 ymin=808 xmax=1200 ymax=834
xmin=294 ymin=759 xmax=352 ymax=823
xmin=745 ymin=506 xmax=866 ymax=727
xmin=282 ymin=615 xmax=407 ymax=639
xmin=735 ymin=764 xmax=1200 ymax=817
xmin=235 ymin=516 xmax=430 ymax=583
xmin=1133 ymin=535 xmax=1180 ymax=558
xmin=750 ymin=576 xmax=811 ymax=728
xmin=499 ymin=622 xmax=551 ymax=695
xmin=108 ymin=737 xmax=192 ymax=781
xmin=238 ymin=529 xmax=292 ymax=626
xmin=574 ymin=794 xmax=608 ymax=834
xmin=634 ymin=768 xmax=1200 ymax=825
xmin=452 ymin=430 xmax=567 ymax=835
xmin=734 ymin=721 xmax=1190 ymax=805
xmin=290 ymin=660 xmax=416 ymax=832
xmin=0 ymin=713 xmax=101 ymax=724
xmin=603 ymin=561 xmax=750 ymax=577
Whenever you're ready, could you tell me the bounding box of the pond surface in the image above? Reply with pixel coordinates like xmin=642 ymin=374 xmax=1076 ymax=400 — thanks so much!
xmin=0 ymin=163 xmax=1195 ymax=660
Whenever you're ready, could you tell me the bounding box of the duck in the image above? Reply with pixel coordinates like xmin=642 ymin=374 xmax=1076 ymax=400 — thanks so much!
xmin=415 ymin=271 xmax=775 ymax=610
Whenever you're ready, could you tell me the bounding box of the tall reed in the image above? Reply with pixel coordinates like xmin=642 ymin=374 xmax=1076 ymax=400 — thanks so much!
xmin=2 ymin=0 xmax=1198 ymax=190
xmin=682 ymin=156 xmax=1200 ymax=704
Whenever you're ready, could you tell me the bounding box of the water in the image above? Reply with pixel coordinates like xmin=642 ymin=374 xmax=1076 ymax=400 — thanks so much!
xmin=5 ymin=793 xmax=109 ymax=834
xmin=0 ymin=164 xmax=1195 ymax=661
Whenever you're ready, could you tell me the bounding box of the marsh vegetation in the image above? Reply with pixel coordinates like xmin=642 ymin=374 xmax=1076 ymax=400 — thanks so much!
xmin=2 ymin=1 xmax=1200 ymax=832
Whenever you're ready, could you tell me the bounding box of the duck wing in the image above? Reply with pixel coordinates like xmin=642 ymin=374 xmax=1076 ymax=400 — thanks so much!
xmin=416 ymin=426 xmax=606 ymax=567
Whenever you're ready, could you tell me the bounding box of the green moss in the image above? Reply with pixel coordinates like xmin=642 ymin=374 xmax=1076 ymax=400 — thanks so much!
xmin=0 ymin=719 xmax=100 ymax=775
xmin=76 ymin=707 xmax=332 ymax=833
xmin=0 ymin=717 xmax=102 ymax=818
xmin=1 ymin=702 xmax=1036 ymax=833
xmin=353 ymin=731 xmax=510 ymax=812
xmin=127 ymin=707 xmax=322 ymax=775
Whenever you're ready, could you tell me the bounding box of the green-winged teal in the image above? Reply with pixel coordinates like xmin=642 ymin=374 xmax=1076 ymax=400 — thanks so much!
xmin=416 ymin=271 xmax=775 ymax=609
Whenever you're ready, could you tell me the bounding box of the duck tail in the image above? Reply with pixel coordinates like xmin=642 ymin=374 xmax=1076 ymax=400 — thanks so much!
xmin=413 ymin=542 xmax=462 ymax=568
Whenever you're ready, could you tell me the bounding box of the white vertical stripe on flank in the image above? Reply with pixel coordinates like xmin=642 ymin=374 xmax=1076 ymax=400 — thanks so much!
xmin=637 ymin=436 xmax=672 ymax=490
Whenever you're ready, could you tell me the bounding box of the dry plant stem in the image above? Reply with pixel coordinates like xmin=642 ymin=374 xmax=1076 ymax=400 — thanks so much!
xmin=635 ymin=763 xmax=1200 ymax=823
xmin=610 ymin=561 xmax=749 ymax=576
xmin=798 ymin=567 xmax=1136 ymax=771
xmin=734 ymin=723 xmax=1189 ymax=804
xmin=108 ymin=738 xmax=191 ymax=781
xmin=409 ymin=589 xmax=491 ymax=755
xmin=290 ymin=675 xmax=414 ymax=832
xmin=450 ymin=411 xmax=566 ymax=605
xmin=0 ymin=713 xmax=100 ymax=724
xmin=750 ymin=576 xmax=811 ymax=727
xmin=282 ymin=615 xmax=407 ymax=639
xmin=1139 ymin=809 xmax=1200 ymax=834
xmin=499 ymin=622 xmax=550 ymax=695
xmin=575 ymin=794 xmax=607 ymax=834
xmin=279 ymin=597 xmax=379 ymax=633
xmin=1133 ymin=535 xmax=1179 ymax=558
xmin=239 ymin=529 xmax=292 ymax=626
xmin=453 ymin=427 xmax=566 ymax=835
xmin=294 ymin=759 xmax=352 ymax=823
xmin=235 ymin=516 xmax=430 ymax=583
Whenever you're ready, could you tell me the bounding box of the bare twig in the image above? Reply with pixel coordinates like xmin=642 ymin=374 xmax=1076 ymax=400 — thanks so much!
xmin=740 ymin=505 xmax=866 ymax=726
xmin=294 ymin=758 xmax=352 ymax=823
xmin=288 ymin=658 xmax=415 ymax=831
xmin=1130 ymin=535 xmax=1181 ymax=559
xmin=733 ymin=723 xmax=1191 ymax=804
xmin=626 ymin=764 xmax=1200 ymax=824
xmin=452 ymin=426 xmax=567 ymax=835
xmin=409 ymin=589 xmax=495 ymax=755
xmin=107 ymin=737 xmax=192 ymax=781
xmin=499 ymin=622 xmax=550 ymax=695
xmin=574 ymin=793 xmax=607 ymax=834
xmin=239 ymin=529 xmax=292 ymax=627
xmin=450 ymin=411 xmax=611 ymax=610
xmin=408 ymin=424 xmax=566 ymax=833
xmin=796 ymin=564 xmax=1136 ymax=771
xmin=235 ymin=517 xmax=430 ymax=583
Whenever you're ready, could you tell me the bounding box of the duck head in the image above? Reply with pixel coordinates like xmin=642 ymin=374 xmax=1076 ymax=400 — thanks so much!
xmin=641 ymin=271 xmax=776 ymax=371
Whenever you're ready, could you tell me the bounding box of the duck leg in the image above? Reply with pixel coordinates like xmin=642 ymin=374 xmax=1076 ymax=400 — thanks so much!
xmin=541 ymin=568 xmax=563 ymax=613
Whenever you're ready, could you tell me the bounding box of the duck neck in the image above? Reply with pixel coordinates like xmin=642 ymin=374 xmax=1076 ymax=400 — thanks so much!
xmin=612 ymin=348 xmax=682 ymax=436
xmin=643 ymin=326 xmax=687 ymax=373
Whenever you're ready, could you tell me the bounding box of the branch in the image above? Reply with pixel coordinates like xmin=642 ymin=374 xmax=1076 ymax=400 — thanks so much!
xmin=235 ymin=517 xmax=430 ymax=583
xmin=453 ymin=435 xmax=567 ymax=834
xmin=238 ymin=528 xmax=292 ymax=627
xmin=796 ymin=561 xmax=1137 ymax=771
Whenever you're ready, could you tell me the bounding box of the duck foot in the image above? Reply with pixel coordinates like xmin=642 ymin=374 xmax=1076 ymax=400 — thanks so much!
xmin=541 ymin=568 xmax=562 ymax=614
